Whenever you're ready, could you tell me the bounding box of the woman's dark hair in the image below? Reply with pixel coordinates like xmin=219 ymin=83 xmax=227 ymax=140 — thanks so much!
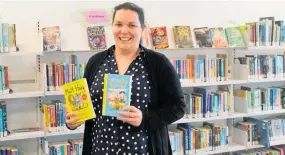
xmin=112 ymin=2 xmax=145 ymax=28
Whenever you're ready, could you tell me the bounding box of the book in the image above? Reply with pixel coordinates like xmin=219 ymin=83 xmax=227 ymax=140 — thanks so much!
xmin=172 ymin=26 xmax=194 ymax=48
xmin=102 ymin=74 xmax=132 ymax=117
xmin=62 ymin=78 xmax=95 ymax=124
xmin=150 ymin=26 xmax=169 ymax=49
xmin=42 ymin=26 xmax=61 ymax=51
xmin=193 ymin=27 xmax=213 ymax=48
xmin=87 ymin=26 xmax=107 ymax=50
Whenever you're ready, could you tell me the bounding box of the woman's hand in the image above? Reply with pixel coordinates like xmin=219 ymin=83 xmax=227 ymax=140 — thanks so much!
xmin=65 ymin=112 xmax=83 ymax=130
xmin=117 ymin=106 xmax=142 ymax=127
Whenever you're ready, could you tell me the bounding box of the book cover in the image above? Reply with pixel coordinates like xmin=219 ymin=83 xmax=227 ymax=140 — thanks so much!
xmin=150 ymin=26 xmax=169 ymax=49
xmin=193 ymin=27 xmax=212 ymax=48
xmin=42 ymin=26 xmax=61 ymax=51
xmin=225 ymin=27 xmax=245 ymax=47
xmin=62 ymin=78 xmax=95 ymax=123
xmin=209 ymin=27 xmax=229 ymax=48
xmin=172 ymin=26 xmax=194 ymax=48
xmin=87 ymin=26 xmax=107 ymax=50
xmin=102 ymin=74 xmax=132 ymax=117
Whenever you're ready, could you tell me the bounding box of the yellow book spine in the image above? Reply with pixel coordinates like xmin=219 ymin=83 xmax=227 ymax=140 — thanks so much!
xmin=102 ymin=74 xmax=108 ymax=115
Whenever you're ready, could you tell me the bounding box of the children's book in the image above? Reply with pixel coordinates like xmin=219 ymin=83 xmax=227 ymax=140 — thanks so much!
xmin=62 ymin=78 xmax=95 ymax=124
xmin=150 ymin=26 xmax=169 ymax=49
xmin=42 ymin=26 xmax=61 ymax=51
xmin=87 ymin=26 xmax=107 ymax=50
xmin=102 ymin=74 xmax=132 ymax=117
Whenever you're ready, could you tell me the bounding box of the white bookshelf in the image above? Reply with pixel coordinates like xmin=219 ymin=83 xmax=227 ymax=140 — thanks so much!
xmin=0 ymin=91 xmax=44 ymax=99
xmin=180 ymin=79 xmax=247 ymax=87
xmin=2 ymin=1 xmax=285 ymax=155
xmin=0 ymin=51 xmax=43 ymax=56
xmin=45 ymin=128 xmax=84 ymax=137
xmin=0 ymin=131 xmax=45 ymax=142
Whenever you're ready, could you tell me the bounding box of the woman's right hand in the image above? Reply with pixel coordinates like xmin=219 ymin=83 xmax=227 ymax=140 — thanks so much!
xmin=65 ymin=112 xmax=82 ymax=130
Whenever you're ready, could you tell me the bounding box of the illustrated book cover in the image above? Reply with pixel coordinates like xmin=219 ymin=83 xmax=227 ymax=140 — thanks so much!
xmin=150 ymin=26 xmax=169 ymax=49
xmin=193 ymin=27 xmax=213 ymax=48
xmin=87 ymin=26 xmax=107 ymax=50
xmin=209 ymin=27 xmax=229 ymax=48
xmin=172 ymin=26 xmax=194 ymax=48
xmin=102 ymin=74 xmax=132 ymax=117
xmin=62 ymin=78 xmax=95 ymax=123
xmin=42 ymin=26 xmax=61 ymax=51
xmin=225 ymin=27 xmax=245 ymax=47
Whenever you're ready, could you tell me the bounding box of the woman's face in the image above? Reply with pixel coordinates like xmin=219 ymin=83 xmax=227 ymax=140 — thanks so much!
xmin=112 ymin=9 xmax=143 ymax=51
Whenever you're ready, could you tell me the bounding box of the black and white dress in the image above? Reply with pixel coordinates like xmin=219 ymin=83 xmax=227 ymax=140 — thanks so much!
xmin=89 ymin=49 xmax=151 ymax=155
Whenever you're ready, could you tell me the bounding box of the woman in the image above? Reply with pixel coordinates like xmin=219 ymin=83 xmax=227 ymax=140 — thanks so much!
xmin=65 ymin=2 xmax=185 ymax=155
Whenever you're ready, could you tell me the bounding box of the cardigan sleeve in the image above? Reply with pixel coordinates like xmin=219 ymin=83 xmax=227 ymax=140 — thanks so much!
xmin=142 ymin=54 xmax=186 ymax=131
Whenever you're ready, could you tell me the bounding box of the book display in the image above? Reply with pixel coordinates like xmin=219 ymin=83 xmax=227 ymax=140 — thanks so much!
xmin=1 ymin=1 xmax=285 ymax=155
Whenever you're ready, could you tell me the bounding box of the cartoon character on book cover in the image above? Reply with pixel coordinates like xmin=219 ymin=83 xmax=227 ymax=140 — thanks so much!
xmin=87 ymin=26 xmax=107 ymax=49
xmin=102 ymin=74 xmax=132 ymax=117
xmin=150 ymin=26 xmax=169 ymax=49
xmin=62 ymin=78 xmax=95 ymax=123
xmin=42 ymin=26 xmax=61 ymax=51
xmin=108 ymin=89 xmax=127 ymax=109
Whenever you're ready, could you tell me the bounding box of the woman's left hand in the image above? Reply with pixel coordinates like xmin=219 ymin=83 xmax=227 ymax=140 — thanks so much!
xmin=117 ymin=106 xmax=142 ymax=127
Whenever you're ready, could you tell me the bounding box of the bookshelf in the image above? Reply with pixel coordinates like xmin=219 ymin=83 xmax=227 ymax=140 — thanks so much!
xmin=1 ymin=1 xmax=285 ymax=155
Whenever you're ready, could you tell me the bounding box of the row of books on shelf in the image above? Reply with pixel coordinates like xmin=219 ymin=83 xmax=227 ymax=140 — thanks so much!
xmin=44 ymin=55 xmax=86 ymax=92
xmin=0 ymin=146 xmax=19 ymax=155
xmin=0 ymin=65 xmax=9 ymax=95
xmin=183 ymin=86 xmax=230 ymax=119
xmin=43 ymin=16 xmax=285 ymax=53
xmin=234 ymin=86 xmax=284 ymax=113
xmin=42 ymin=100 xmax=66 ymax=132
xmin=0 ymin=23 xmax=16 ymax=53
xmin=0 ymin=101 xmax=7 ymax=138
xmin=169 ymin=122 xmax=229 ymax=154
xmin=235 ymin=53 xmax=285 ymax=80
xmin=171 ymin=53 xmax=228 ymax=82
xmin=47 ymin=139 xmax=83 ymax=155
xmin=234 ymin=117 xmax=285 ymax=147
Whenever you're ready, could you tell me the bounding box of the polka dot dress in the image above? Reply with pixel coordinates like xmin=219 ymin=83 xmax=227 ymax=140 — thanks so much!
xmin=89 ymin=49 xmax=151 ymax=155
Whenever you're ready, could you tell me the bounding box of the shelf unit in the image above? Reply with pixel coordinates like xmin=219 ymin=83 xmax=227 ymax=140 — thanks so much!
xmin=2 ymin=46 xmax=285 ymax=155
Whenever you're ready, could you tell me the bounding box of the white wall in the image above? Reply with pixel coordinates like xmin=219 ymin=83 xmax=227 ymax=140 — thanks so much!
xmin=0 ymin=1 xmax=284 ymax=51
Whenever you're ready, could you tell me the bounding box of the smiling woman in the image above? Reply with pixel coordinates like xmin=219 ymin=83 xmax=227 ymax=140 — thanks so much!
xmin=65 ymin=2 xmax=186 ymax=155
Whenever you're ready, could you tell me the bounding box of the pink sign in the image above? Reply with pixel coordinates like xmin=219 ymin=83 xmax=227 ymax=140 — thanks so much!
xmin=83 ymin=10 xmax=111 ymax=24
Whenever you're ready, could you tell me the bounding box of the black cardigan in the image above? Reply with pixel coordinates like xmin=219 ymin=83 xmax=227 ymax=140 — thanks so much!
xmin=82 ymin=45 xmax=185 ymax=155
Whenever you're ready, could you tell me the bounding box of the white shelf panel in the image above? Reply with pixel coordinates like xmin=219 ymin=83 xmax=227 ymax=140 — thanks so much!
xmin=0 ymin=131 xmax=44 ymax=141
xmin=247 ymin=46 xmax=285 ymax=50
xmin=173 ymin=112 xmax=246 ymax=124
xmin=247 ymin=78 xmax=285 ymax=83
xmin=45 ymin=90 xmax=63 ymax=96
xmin=204 ymin=143 xmax=246 ymax=155
xmin=181 ymin=79 xmax=247 ymax=87
xmin=43 ymin=50 xmax=104 ymax=54
xmin=173 ymin=143 xmax=247 ymax=155
xmin=46 ymin=128 xmax=84 ymax=137
xmin=0 ymin=91 xmax=44 ymax=99
xmin=246 ymin=109 xmax=285 ymax=117
xmin=0 ymin=51 xmax=43 ymax=56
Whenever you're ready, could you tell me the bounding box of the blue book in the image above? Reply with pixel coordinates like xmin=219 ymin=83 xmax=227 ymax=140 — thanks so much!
xmin=102 ymin=74 xmax=132 ymax=117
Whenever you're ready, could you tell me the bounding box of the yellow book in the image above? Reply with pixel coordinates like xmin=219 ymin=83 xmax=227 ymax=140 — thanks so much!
xmin=62 ymin=78 xmax=95 ymax=123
